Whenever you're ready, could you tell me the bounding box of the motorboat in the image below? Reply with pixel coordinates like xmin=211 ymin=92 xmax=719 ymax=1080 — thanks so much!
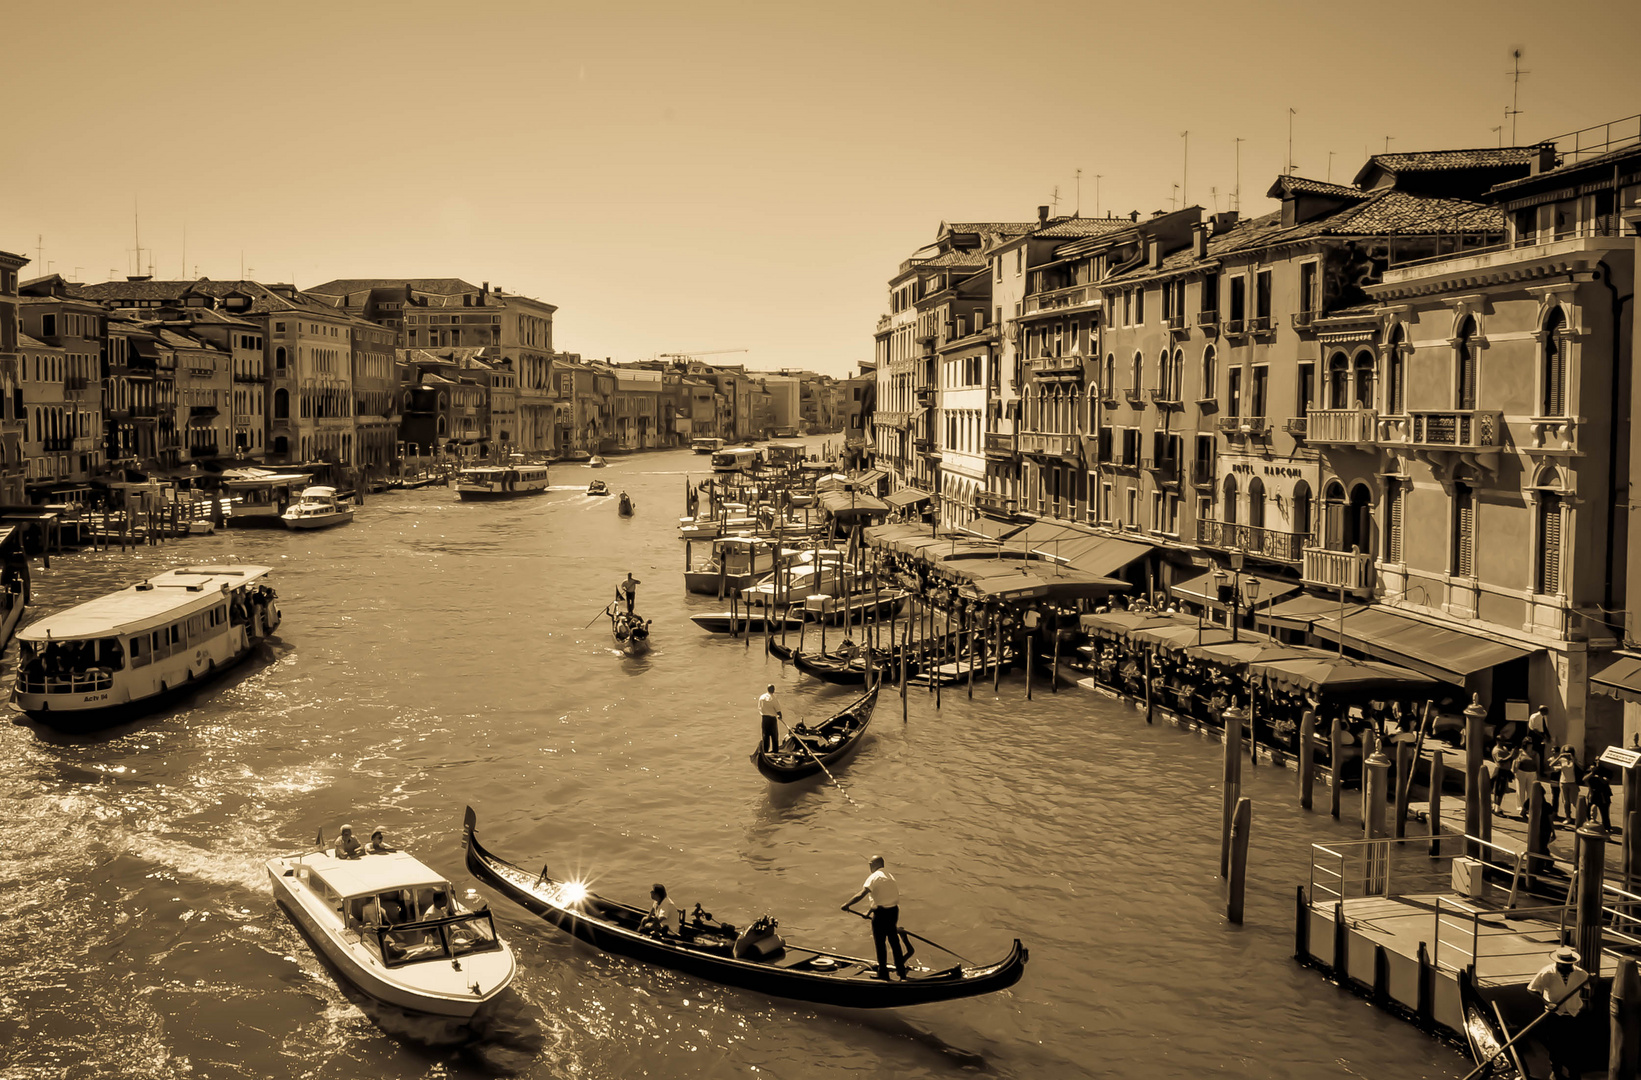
xmin=691 ymin=437 xmax=725 ymax=455
xmin=281 ymin=487 xmax=355 ymax=529
xmin=683 ymin=536 xmax=793 ymax=595
xmin=586 ymin=456 xmax=607 ymax=469
xmin=587 ymin=480 xmax=611 ymax=496
xmin=11 ymin=565 xmax=279 ymax=728
xmin=453 ymin=464 xmax=551 ymax=500
xmin=267 ymin=840 xmax=516 ymax=1018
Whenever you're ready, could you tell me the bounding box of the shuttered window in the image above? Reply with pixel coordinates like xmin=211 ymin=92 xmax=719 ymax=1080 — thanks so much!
xmin=1537 ymin=495 xmax=1563 ymax=594
xmin=1386 ymin=484 xmax=1404 ymax=564
xmin=1542 ymin=312 xmax=1566 ymax=416
xmin=1456 ymin=318 xmax=1478 ymax=410
xmin=1453 ymin=484 xmax=1474 ymax=577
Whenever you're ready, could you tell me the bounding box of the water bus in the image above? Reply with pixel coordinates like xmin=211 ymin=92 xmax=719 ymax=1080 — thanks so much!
xmin=281 ymin=486 xmax=355 ymax=529
xmin=691 ymin=437 xmax=725 ymax=455
xmin=711 ymin=447 xmax=762 ymax=474
xmin=12 ymin=565 xmax=279 ymax=727
xmin=267 ymin=842 xmax=515 ymax=1018
xmin=453 ymin=464 xmax=552 ymax=500
xmin=764 ymin=440 xmax=807 ymax=468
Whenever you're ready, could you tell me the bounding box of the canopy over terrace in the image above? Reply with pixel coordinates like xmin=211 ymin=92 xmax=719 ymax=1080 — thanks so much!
xmin=817 ymin=489 xmax=889 ymax=522
xmin=865 ymin=524 xmax=1130 ymax=605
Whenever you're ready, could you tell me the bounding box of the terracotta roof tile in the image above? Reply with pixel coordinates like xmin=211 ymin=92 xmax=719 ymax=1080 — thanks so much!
xmin=1367 ymin=147 xmax=1539 ymax=173
xmin=1266 ymin=175 xmax=1368 ymax=200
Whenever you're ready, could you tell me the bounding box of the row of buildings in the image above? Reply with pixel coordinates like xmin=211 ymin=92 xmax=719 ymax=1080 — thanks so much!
xmin=0 ymin=271 xmax=851 ymax=502
xmin=868 ymin=115 xmax=1641 ymax=758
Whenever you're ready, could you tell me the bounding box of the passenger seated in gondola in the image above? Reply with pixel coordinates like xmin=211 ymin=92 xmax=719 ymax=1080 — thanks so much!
xmin=835 ymin=637 xmax=858 ymax=661
xmin=639 ymin=883 xmax=681 ymax=937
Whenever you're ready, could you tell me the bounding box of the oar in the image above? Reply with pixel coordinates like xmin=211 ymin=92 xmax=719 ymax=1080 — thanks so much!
xmin=1460 ymin=975 xmax=1589 ymax=1080
xmin=773 ymin=711 xmax=860 ymax=809
xmin=843 ymin=907 xmax=972 ymax=965
xmin=583 ymin=602 xmax=615 ymax=630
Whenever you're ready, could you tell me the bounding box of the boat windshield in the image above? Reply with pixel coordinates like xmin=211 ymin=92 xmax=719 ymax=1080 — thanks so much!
xmin=370 ymin=910 xmax=502 ymax=969
xmin=16 ymin=636 xmax=125 ymax=695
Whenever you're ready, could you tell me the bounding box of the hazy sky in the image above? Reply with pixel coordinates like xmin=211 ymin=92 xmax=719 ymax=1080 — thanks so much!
xmin=5 ymin=1 xmax=1639 ymax=376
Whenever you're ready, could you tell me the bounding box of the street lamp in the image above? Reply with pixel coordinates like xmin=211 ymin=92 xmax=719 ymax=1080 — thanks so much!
xmin=1213 ymin=552 xmax=1261 ymax=642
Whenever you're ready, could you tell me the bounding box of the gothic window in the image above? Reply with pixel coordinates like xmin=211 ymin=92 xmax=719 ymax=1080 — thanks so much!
xmin=1455 ymin=316 xmax=1478 ymax=410
xmin=1541 ymin=308 xmax=1567 ymax=417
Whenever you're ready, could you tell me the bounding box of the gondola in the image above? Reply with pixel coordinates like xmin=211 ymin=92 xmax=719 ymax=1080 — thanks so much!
xmin=1457 ymin=968 xmax=1526 ymax=1079
xmin=691 ymin=609 xmax=805 ymax=634
xmin=791 ymin=648 xmax=902 ymax=687
xmin=618 ymin=493 xmax=635 ymax=516
xmin=753 ymin=683 xmax=878 ymax=782
xmin=462 ymin=807 xmax=1026 ymax=1008
xmin=768 ymin=640 xmax=794 ymax=661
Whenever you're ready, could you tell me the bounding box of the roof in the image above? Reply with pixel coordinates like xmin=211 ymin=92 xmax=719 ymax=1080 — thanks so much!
xmin=17 ymin=333 xmax=59 ymax=352
xmin=1265 ymin=175 xmax=1369 ymax=201
xmin=1032 ymin=217 xmax=1136 ymax=239
xmin=70 ymin=279 xmax=340 ymax=319
xmin=20 ymin=565 xmax=272 ymax=640
xmin=305 ymin=277 xmax=478 ymax=297
xmin=1359 ymin=147 xmax=1540 ymax=176
xmin=305 ymin=849 xmax=450 ymax=898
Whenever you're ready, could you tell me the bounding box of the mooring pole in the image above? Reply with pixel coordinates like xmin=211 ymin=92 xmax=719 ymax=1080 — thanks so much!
xmin=1611 ymin=957 xmax=1641 ymax=1080
xmin=1221 ymin=703 xmax=1245 ymax=878
xmin=1577 ymin=823 xmax=1609 ymax=976
xmin=1365 ymin=745 xmax=1391 ymax=893
xmin=1299 ymin=710 xmax=1316 ymax=810
xmin=1228 ymin=796 xmax=1252 ymax=925
xmin=1330 ymin=716 xmax=1345 ymax=820
xmin=1026 ymin=636 xmax=1034 ymax=701
xmin=1394 ymin=739 xmax=1414 ymax=839
xmin=1429 ymin=751 xmax=1446 ymax=858
xmin=1464 ymin=694 xmax=1487 ymax=859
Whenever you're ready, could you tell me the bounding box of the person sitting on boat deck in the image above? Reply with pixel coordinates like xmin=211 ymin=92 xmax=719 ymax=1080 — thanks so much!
xmin=617 ymin=572 xmax=641 ymax=614
xmin=758 ymin=684 xmax=783 ymax=753
xmin=1529 ymin=946 xmax=1589 ymax=1080
xmin=638 ymin=883 xmax=681 ymax=937
xmin=367 ymin=827 xmax=397 ymax=855
xmin=842 ymin=854 xmax=908 ymax=981
xmin=335 ymin=824 xmax=364 ymax=860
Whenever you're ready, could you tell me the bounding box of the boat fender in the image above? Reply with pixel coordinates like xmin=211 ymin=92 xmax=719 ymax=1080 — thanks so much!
xmin=733 ymin=916 xmax=785 ymax=960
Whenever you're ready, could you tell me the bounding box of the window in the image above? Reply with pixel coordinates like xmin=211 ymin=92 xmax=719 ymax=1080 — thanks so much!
xmin=1222 ymin=475 xmax=1238 ymax=525
xmin=1385 ymin=326 xmax=1406 ymax=415
xmin=1455 ymin=316 xmax=1477 ymax=410
xmin=1200 ymin=345 xmax=1216 ymax=399
xmin=1247 ymin=477 xmax=1265 ymax=528
xmin=1227 ymin=367 xmax=1243 ymax=417
xmin=273 ymin=388 xmax=289 ymax=419
xmin=1327 ymin=351 xmax=1350 ymax=409
xmin=1541 ymin=308 xmax=1567 ymax=416
xmin=1200 ymin=272 xmax=1219 ymax=316
xmin=275 ymin=346 xmax=287 ymax=370
xmin=1130 ymin=352 xmax=1143 ymax=391
xmin=1126 ymin=487 xmax=1138 ymax=527
xmin=1386 ymin=483 xmax=1404 ymax=563
xmin=1255 ymin=270 xmax=1272 ymax=322
xmin=1298 ymin=262 xmax=1317 ymax=316
xmin=41 ymin=314 xmax=56 ymax=337
xmin=1102 ymin=353 xmax=1115 ymax=394
xmin=1452 ymin=482 xmax=1475 ymax=577
xmin=995 ymin=257 xmax=1002 ymax=282
xmin=1193 ymin=435 xmax=1215 ymax=480
xmin=1536 ymin=494 xmax=1563 ymax=594
xmin=1351 ymin=349 xmax=1376 ymax=409
xmin=1134 ymin=286 xmax=1145 ymax=325
xmin=1297 ymin=363 xmax=1314 ymax=418
xmin=1229 ymin=277 xmax=1247 ymax=322
xmin=1513 ymin=207 xmax=1537 ymax=244
xmin=1293 ymin=480 xmax=1312 ymax=538
xmin=1250 ymin=366 xmax=1268 ymax=418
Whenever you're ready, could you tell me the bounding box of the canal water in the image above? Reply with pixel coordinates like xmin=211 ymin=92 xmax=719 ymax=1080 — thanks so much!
xmin=0 ymin=441 xmax=1467 ymax=1080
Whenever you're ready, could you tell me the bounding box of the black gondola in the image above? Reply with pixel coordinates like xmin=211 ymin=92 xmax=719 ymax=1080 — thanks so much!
xmin=752 ymin=683 xmax=878 ymax=782
xmin=768 ymin=640 xmax=794 ymax=661
xmin=791 ymin=648 xmax=900 ymax=686
xmin=462 ymin=806 xmax=1026 ymax=1008
xmin=618 ymin=492 xmax=635 ymax=516
xmin=1457 ymin=968 xmax=1526 ymax=1079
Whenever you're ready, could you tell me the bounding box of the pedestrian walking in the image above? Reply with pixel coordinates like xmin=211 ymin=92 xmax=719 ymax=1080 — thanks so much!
xmin=1585 ymin=766 xmax=1613 ymax=830
xmin=1526 ymin=705 xmax=1551 ymax=767
xmin=1512 ymin=745 xmax=1540 ymax=818
xmin=1490 ymin=742 xmax=1514 ymax=813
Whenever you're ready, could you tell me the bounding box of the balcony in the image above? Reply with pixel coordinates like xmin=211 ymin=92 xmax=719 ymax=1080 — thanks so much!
xmin=1029 ymin=353 xmax=1084 ymax=376
xmin=1384 ymin=409 xmax=1505 ymax=455
xmin=42 ymin=436 xmax=71 ymax=451
xmin=1291 ymin=311 xmax=1317 ymax=331
xmin=1141 ymin=457 xmax=1180 ymax=484
xmin=1224 ymin=318 xmax=1247 ymax=337
xmin=974 ymin=490 xmax=1016 ymax=517
xmin=915 ymin=385 xmax=936 ymax=403
xmin=1165 ymin=314 xmax=1187 ymax=334
xmin=189 ymin=443 xmax=220 ymax=459
xmin=1018 ymin=432 xmax=1080 ymax=460
xmin=1284 ymin=417 xmax=1308 ymax=440
xmin=1147 ymin=387 xmax=1184 ymax=411
xmin=1022 ymin=282 xmax=1101 ymax=316
xmin=131 ymin=403 xmax=159 ymax=419
xmin=1199 ymin=519 xmax=1312 ymax=563
xmin=1196 ymin=310 xmax=1220 ymax=333
xmin=913 ymin=437 xmax=933 ymax=452
xmin=1122 ymin=387 xmax=1145 ymax=407
xmin=984 ymin=431 xmax=1017 ymax=461
xmin=1249 ymin=316 xmax=1273 ymax=333
xmin=65 ymin=375 xmax=89 ymax=394
xmin=1191 ymin=460 xmax=1216 ymax=489
xmin=1305 ymin=407 xmax=1377 ymax=446
xmin=1303 ymin=546 xmax=1375 ymax=594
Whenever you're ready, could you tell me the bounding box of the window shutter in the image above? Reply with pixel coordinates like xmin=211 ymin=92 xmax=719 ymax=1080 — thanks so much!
xmin=1538 ymin=497 xmax=1562 ymax=594
xmin=1544 ymin=337 xmax=1565 ymax=416
xmin=1386 ymin=485 xmax=1404 ymax=564
xmin=1454 ymin=486 xmax=1474 ymax=577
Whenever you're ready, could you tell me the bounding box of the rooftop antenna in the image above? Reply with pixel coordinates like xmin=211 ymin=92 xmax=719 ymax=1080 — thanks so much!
xmin=1180 ymin=130 xmax=1189 ymax=205
xmin=1492 ymin=123 xmax=1504 ymax=148
xmin=1286 ymin=108 xmax=1297 ymax=175
xmin=1050 ymin=185 xmax=1060 ymax=214
xmin=181 ymin=222 xmax=186 ymax=279
xmin=1327 ymin=150 xmax=1336 ymax=182
xmin=1506 ymin=48 xmax=1528 ymax=144
xmin=35 ymin=235 xmax=43 ymax=273
xmin=1234 ymin=138 xmax=1245 ymax=211
xmin=1170 ymin=183 xmax=1180 ymax=211
xmin=72 ymin=266 xmax=82 ymax=282
xmin=1384 ymin=135 xmax=1394 ymax=153
xmin=1210 ymin=186 xmax=1220 ymax=213
xmin=1095 ymin=174 xmax=1103 ymax=218
xmin=1074 ymin=168 xmax=1082 ymax=217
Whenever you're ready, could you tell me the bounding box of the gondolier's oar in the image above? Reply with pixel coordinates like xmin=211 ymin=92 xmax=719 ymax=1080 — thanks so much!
xmin=844 ymin=908 xmax=971 ymax=965
xmin=1460 ymin=975 xmax=1588 ymax=1080
xmin=583 ymin=602 xmax=615 ymax=630
xmin=774 ymin=714 xmax=861 ymax=810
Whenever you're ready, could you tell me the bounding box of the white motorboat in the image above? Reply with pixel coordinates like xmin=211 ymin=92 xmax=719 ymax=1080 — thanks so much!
xmin=452 ymin=464 xmax=551 ymax=500
xmin=267 ymin=843 xmax=516 ymax=1018
xmin=586 ymin=456 xmax=607 ymax=468
xmin=281 ymin=487 xmax=355 ymax=530
xmin=12 ymin=564 xmax=280 ymax=728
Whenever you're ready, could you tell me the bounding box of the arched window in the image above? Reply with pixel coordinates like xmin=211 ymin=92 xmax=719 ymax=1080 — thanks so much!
xmin=1536 ymin=493 xmax=1564 ymax=594
xmin=1351 ymin=348 xmax=1376 ymax=409
xmin=1327 ymin=351 xmax=1350 ymax=408
xmin=1452 ymin=475 xmax=1476 ymax=577
xmin=1349 ymin=483 xmax=1374 ymax=556
xmin=1247 ymin=476 xmax=1266 ymax=528
xmin=1222 ymin=475 xmax=1238 ymax=525
xmin=274 ymin=346 xmax=286 ymax=370
xmin=1131 ymin=351 xmax=1143 ymax=392
xmin=1201 ymin=344 xmax=1217 ymax=398
xmin=273 ymin=388 xmax=289 ymax=419
xmin=1322 ymin=480 xmax=1347 ymax=550
xmin=1170 ymin=349 xmax=1184 ymax=400
xmin=1292 ymin=479 xmax=1313 ymax=539
xmin=1541 ymin=308 xmax=1567 ymax=416
xmin=438 ymin=392 xmax=449 ymax=411
xmin=1103 ymin=353 xmax=1115 ymax=394
xmin=1157 ymin=349 xmax=1169 ymax=394
xmin=1384 ymin=325 xmax=1406 ymax=415
xmin=1455 ymin=316 xmax=1477 ymax=410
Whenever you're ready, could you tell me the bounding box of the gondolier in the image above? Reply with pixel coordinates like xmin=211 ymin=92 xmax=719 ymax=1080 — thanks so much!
xmin=1528 ymin=946 xmax=1588 ymax=1080
xmin=842 ymin=854 xmax=908 ymax=981
xmin=758 ymin=684 xmax=783 ymax=753
xmin=617 ymin=572 xmax=640 ymax=614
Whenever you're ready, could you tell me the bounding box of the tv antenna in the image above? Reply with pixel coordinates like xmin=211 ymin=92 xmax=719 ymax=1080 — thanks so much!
xmin=1286 ymin=108 xmax=1297 ymax=175
xmin=1050 ymin=185 xmax=1060 ymax=214
xmin=1234 ymin=138 xmax=1245 ymax=211
xmin=1095 ymin=174 xmax=1103 ymax=218
xmin=1074 ymin=168 xmax=1082 ymax=216
xmin=1180 ymin=131 xmax=1189 ymax=205
xmin=1327 ymin=150 xmax=1336 ymax=182
xmin=1506 ymin=49 xmax=1528 ymax=144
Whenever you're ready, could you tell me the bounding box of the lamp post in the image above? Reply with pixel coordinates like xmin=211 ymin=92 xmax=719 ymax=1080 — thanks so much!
xmin=1213 ymin=552 xmax=1261 ymax=643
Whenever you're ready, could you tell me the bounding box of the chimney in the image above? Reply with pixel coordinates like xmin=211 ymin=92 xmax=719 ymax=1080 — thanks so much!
xmin=1192 ymin=222 xmax=1209 ymax=259
xmin=1129 ymin=210 xmax=1140 ymax=223
xmin=1038 ymin=205 xmax=1050 ymax=227
xmin=1530 ymin=142 xmax=1558 ymax=176
xmin=1211 ymin=210 xmax=1240 ymax=235
xmin=482 ymin=281 xmax=489 ymax=294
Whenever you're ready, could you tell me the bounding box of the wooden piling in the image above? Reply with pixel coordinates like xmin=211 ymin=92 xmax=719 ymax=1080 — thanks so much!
xmin=967 ymin=608 xmax=976 ymax=700
xmin=1429 ymin=751 xmax=1445 ymax=857
xmin=1299 ymin=710 xmax=1315 ymax=810
xmin=1050 ymin=621 xmax=1059 ymax=694
xmin=1464 ymin=694 xmax=1487 ymax=859
xmin=1330 ymin=717 xmax=1345 ymax=820
xmin=1221 ymin=704 xmax=1244 ymax=878
xmin=901 ymin=617 xmax=909 ymax=724
xmin=1480 ymin=788 xmax=1493 ymax=846
xmin=1577 ymin=824 xmax=1609 ymax=974
xmin=1143 ymin=647 xmax=1154 ymax=725
xmin=1364 ymin=747 xmax=1390 ymax=893
xmin=1026 ymin=636 xmax=1034 ymax=701
xmin=1611 ymin=957 xmax=1640 ymax=1080
xmin=1526 ymin=782 xmax=1548 ymax=895
xmin=1394 ymin=740 xmax=1414 ymax=838
xmin=1228 ymin=797 xmax=1251 ymax=925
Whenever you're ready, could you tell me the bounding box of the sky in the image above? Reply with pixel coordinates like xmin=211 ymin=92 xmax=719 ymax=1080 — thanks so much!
xmin=5 ymin=0 xmax=1640 ymax=377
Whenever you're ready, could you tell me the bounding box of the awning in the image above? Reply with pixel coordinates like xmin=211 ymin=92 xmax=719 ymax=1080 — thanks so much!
xmin=1593 ymin=656 xmax=1641 ymax=705
xmin=1307 ymin=607 xmax=1535 ymax=682
xmin=852 ymin=467 xmax=888 ymax=489
xmin=1249 ymin=654 xmax=1437 ymax=696
xmin=1171 ymin=571 xmax=1300 ymax=612
xmin=1058 ymin=535 xmax=1152 ymax=578
xmin=960 ymin=516 xmax=1025 ymax=540
xmin=1264 ymin=593 xmax=1364 ymax=631
xmin=884 ymin=486 xmax=932 ymax=508
xmin=1079 ymin=610 xmax=1191 ymax=640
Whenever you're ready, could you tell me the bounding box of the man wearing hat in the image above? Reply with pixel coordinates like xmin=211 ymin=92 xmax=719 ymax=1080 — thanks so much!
xmin=335 ymin=824 xmax=363 ymax=860
xmin=1528 ymin=946 xmax=1589 ymax=1080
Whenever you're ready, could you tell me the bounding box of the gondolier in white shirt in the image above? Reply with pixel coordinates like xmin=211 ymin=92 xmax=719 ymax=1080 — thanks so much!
xmin=842 ymin=854 xmax=909 ymax=981
xmin=1529 ymin=946 xmax=1589 ymax=1080
xmin=757 ymin=684 xmax=783 ymax=753
xmin=617 ymin=572 xmax=640 ymax=615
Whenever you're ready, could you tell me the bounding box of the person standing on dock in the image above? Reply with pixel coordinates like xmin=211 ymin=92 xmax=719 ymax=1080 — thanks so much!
xmin=757 ymin=684 xmax=783 ymax=753
xmin=1528 ymin=946 xmax=1588 ymax=1080
xmin=1550 ymin=746 xmax=1580 ymax=822
xmin=842 ymin=854 xmax=908 ymax=981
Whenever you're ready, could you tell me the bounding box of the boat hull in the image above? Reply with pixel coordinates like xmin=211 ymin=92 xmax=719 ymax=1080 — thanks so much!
xmin=464 ymin=812 xmax=1027 ymax=1009
xmin=454 ymin=487 xmax=550 ymax=501
xmin=690 ymin=611 xmax=805 ymax=634
xmin=282 ymin=511 xmax=354 ymax=529
xmin=753 ymin=684 xmax=877 ymax=781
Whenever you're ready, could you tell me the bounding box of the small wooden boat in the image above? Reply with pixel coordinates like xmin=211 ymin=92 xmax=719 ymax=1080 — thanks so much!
xmin=618 ymin=493 xmax=635 ymax=517
xmin=587 ymin=480 xmax=610 ymax=496
xmin=801 ymin=590 xmax=907 ymax=626
xmin=792 ymin=648 xmax=897 ymax=687
xmin=690 ymin=608 xmax=806 ymax=634
xmin=281 ymin=486 xmax=355 ymax=529
xmin=1457 ymin=968 xmax=1526 ymax=1079
xmin=587 ymin=456 xmax=607 ymax=469
xmin=768 ymin=640 xmax=793 ymax=661
xmin=463 ymin=807 xmax=1027 ymax=1008
xmin=753 ymin=683 xmax=878 ymax=781
xmin=268 ymin=840 xmax=516 ymax=1018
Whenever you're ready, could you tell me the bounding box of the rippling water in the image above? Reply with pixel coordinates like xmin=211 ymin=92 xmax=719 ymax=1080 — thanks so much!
xmin=0 ymin=441 xmax=1466 ymax=1079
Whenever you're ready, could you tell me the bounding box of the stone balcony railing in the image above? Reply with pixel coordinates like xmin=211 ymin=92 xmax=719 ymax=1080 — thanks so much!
xmin=1303 ymin=546 xmax=1375 ymax=593
xmin=984 ymin=431 xmax=1016 ymax=460
xmin=1148 ymin=387 xmax=1184 ymax=410
xmin=1018 ymin=431 xmax=1080 ymax=459
xmin=974 ymin=489 xmax=1016 ymax=516
xmin=1028 ymin=353 xmax=1084 ymax=375
xmin=1380 ymin=409 xmax=1505 ymax=453
xmin=1306 ymin=407 xmax=1378 ymax=445
xmin=1022 ymin=283 xmax=1100 ymax=315
xmin=1199 ymin=519 xmax=1311 ymax=562
xmin=1141 ymin=456 xmax=1180 ymax=484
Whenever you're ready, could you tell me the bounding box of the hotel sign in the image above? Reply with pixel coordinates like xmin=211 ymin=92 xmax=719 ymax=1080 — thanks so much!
xmin=1230 ymin=463 xmax=1308 ymax=479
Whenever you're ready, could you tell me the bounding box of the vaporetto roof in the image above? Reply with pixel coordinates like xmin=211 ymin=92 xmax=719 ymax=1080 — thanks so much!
xmin=19 ymin=565 xmax=273 ymax=641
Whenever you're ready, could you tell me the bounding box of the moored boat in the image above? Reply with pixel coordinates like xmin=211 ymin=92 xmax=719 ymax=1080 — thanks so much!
xmin=267 ymin=840 xmax=516 ymax=1018
xmin=586 ymin=456 xmax=607 ymax=469
xmin=11 ymin=565 xmax=280 ymax=727
xmin=753 ymin=683 xmax=878 ymax=781
xmin=791 ymin=648 xmax=899 ymax=687
xmin=463 ymin=807 xmax=1027 ymax=1008
xmin=690 ymin=608 xmax=806 ymax=634
xmin=563 ymin=449 xmax=593 ymax=463
xmin=691 ymin=437 xmax=725 ymax=455
xmin=281 ymin=486 xmax=356 ymax=529
xmin=453 ymin=464 xmax=551 ymax=500
xmin=684 ymin=536 xmax=788 ymax=596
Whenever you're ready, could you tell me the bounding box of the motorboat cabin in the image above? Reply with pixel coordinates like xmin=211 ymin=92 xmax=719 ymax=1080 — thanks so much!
xmin=266 ymin=846 xmax=515 ymax=1017
xmin=691 ymin=436 xmax=725 ymax=455
xmin=281 ymin=486 xmax=356 ymax=529
xmin=12 ymin=565 xmax=279 ymax=727
xmin=710 ymin=447 xmax=761 ymax=474
xmin=684 ymin=536 xmax=794 ymax=595
xmin=216 ymin=470 xmax=313 ymax=526
xmin=453 ymin=464 xmax=551 ymax=500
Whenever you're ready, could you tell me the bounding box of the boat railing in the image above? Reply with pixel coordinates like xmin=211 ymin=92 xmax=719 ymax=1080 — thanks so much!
xmin=16 ymin=668 xmax=117 ymax=695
